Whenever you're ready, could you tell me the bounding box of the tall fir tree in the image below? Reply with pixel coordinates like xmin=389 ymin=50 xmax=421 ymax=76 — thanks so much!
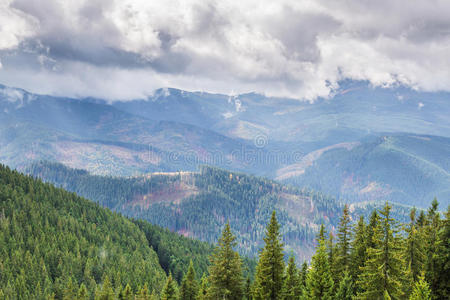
xmin=350 ymin=215 xmax=366 ymax=290
xmin=179 ymin=260 xmax=199 ymax=300
xmin=356 ymin=203 xmax=406 ymax=299
xmin=254 ymin=211 xmax=285 ymax=300
xmin=197 ymin=274 xmax=209 ymax=300
xmin=336 ymin=205 xmax=352 ymax=281
xmin=404 ymin=208 xmax=425 ymax=283
xmin=136 ymin=283 xmax=151 ymax=300
xmin=77 ymin=283 xmax=89 ymax=300
xmin=327 ymin=232 xmax=338 ymax=286
xmin=423 ymin=198 xmax=442 ymax=299
xmin=306 ymin=225 xmax=334 ymax=300
xmin=161 ymin=274 xmax=178 ymax=300
xmin=299 ymin=262 xmax=308 ymax=290
xmin=431 ymin=205 xmax=449 ymax=299
xmin=207 ymin=222 xmax=243 ymax=300
xmin=95 ymin=276 xmax=115 ymax=300
xmin=119 ymin=284 xmax=134 ymax=300
xmin=282 ymin=256 xmax=301 ymax=300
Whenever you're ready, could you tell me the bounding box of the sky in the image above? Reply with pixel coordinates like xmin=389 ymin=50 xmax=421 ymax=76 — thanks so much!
xmin=1 ymin=0 xmax=450 ymax=101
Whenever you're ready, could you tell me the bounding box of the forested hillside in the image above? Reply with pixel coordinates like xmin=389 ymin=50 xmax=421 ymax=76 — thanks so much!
xmin=27 ymin=161 xmax=412 ymax=261
xmin=0 ymin=164 xmax=217 ymax=298
xmin=1 ymin=163 xmax=447 ymax=299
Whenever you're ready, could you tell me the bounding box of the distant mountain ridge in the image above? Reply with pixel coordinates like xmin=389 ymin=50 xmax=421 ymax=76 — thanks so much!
xmin=1 ymin=82 xmax=449 ymax=207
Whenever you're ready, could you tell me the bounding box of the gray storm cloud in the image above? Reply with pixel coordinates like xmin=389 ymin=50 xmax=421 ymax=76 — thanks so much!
xmin=0 ymin=0 xmax=449 ymax=100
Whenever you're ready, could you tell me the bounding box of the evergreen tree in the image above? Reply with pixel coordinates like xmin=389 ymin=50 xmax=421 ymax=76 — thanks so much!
xmin=120 ymin=284 xmax=134 ymax=300
xmin=197 ymin=274 xmax=208 ymax=300
xmin=357 ymin=203 xmax=406 ymax=299
xmin=327 ymin=232 xmax=337 ymax=286
xmin=96 ymin=276 xmax=115 ymax=300
xmin=424 ymin=198 xmax=442 ymax=299
xmin=336 ymin=205 xmax=352 ymax=280
xmin=350 ymin=216 xmax=366 ymax=288
xmin=335 ymin=271 xmax=353 ymax=300
xmin=409 ymin=273 xmax=431 ymax=300
xmin=161 ymin=274 xmax=178 ymax=300
xmin=63 ymin=277 xmax=77 ymax=300
xmin=432 ymin=205 xmax=450 ymax=299
xmin=282 ymin=256 xmax=301 ymax=300
xmin=404 ymin=208 xmax=425 ymax=282
xmin=207 ymin=222 xmax=243 ymax=300
xmin=136 ymin=283 xmax=150 ymax=300
xmin=77 ymin=283 xmax=89 ymax=300
xmin=306 ymin=224 xmax=334 ymax=300
xmin=179 ymin=261 xmax=199 ymax=300
xmin=254 ymin=211 xmax=285 ymax=300
xmin=299 ymin=262 xmax=308 ymax=289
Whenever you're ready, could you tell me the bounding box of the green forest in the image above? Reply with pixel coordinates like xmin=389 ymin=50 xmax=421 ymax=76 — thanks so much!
xmin=1 ymin=163 xmax=449 ymax=299
xmin=26 ymin=161 xmax=412 ymax=261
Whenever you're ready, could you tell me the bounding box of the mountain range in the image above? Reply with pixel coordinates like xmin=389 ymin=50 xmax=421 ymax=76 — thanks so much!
xmin=1 ymin=81 xmax=448 ymax=207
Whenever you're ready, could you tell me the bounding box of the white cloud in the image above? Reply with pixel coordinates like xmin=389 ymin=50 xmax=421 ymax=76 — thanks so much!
xmin=0 ymin=0 xmax=449 ymax=100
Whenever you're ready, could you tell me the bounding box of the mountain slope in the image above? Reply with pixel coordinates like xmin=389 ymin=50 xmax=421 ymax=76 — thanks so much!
xmin=27 ymin=161 xmax=413 ymax=261
xmin=278 ymin=134 xmax=450 ymax=207
xmin=0 ymin=163 xmax=222 ymax=298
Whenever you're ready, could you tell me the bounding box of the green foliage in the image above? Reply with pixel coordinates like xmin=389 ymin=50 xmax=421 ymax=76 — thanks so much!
xmin=179 ymin=261 xmax=199 ymax=300
xmin=161 ymin=274 xmax=178 ymax=300
xmin=282 ymin=256 xmax=301 ymax=300
xmin=254 ymin=211 xmax=285 ymax=300
xmin=306 ymin=225 xmax=334 ymax=300
xmin=357 ymin=203 xmax=407 ymax=299
xmin=335 ymin=271 xmax=353 ymax=300
xmin=207 ymin=223 xmax=244 ymax=300
xmin=409 ymin=273 xmax=431 ymax=300
xmin=335 ymin=204 xmax=352 ymax=281
xmin=0 ymin=164 xmax=167 ymax=299
xmin=349 ymin=215 xmax=366 ymax=290
xmin=28 ymin=161 xmax=343 ymax=260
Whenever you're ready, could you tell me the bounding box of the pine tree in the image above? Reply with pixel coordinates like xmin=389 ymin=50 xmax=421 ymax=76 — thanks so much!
xmin=197 ymin=274 xmax=208 ymax=300
xmin=306 ymin=224 xmax=334 ymax=300
xmin=254 ymin=211 xmax=285 ymax=300
xmin=282 ymin=256 xmax=301 ymax=300
xmin=409 ymin=273 xmax=431 ymax=300
xmin=336 ymin=205 xmax=352 ymax=281
xmin=404 ymin=208 xmax=425 ymax=282
xmin=96 ymin=276 xmax=115 ymax=300
xmin=63 ymin=277 xmax=77 ymax=300
xmin=136 ymin=283 xmax=150 ymax=300
xmin=432 ymin=205 xmax=450 ymax=299
xmin=327 ymin=232 xmax=337 ymax=286
xmin=161 ymin=274 xmax=178 ymax=300
xmin=350 ymin=215 xmax=366 ymax=289
xmin=179 ymin=260 xmax=199 ymax=300
xmin=207 ymin=222 xmax=243 ymax=300
xmin=119 ymin=284 xmax=134 ymax=300
xmin=299 ymin=262 xmax=308 ymax=289
xmin=424 ymin=198 xmax=442 ymax=299
xmin=77 ymin=283 xmax=89 ymax=300
xmin=356 ymin=203 xmax=406 ymax=299
xmin=335 ymin=271 xmax=353 ymax=300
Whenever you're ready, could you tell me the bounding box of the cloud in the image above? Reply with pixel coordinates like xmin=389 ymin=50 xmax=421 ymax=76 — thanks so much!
xmin=0 ymin=0 xmax=449 ymax=100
